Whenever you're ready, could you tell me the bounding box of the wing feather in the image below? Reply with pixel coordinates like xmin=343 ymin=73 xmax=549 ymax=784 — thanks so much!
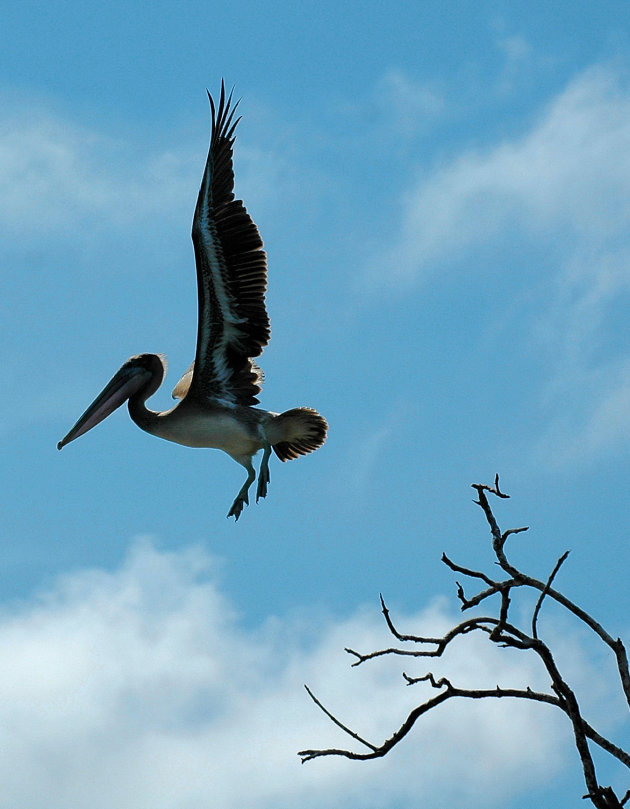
xmin=187 ymin=82 xmax=270 ymax=406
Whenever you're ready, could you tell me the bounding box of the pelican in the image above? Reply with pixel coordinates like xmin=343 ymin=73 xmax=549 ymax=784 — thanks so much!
xmin=58 ymin=83 xmax=328 ymax=520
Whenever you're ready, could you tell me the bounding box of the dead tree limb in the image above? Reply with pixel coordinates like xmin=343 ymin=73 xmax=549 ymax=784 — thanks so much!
xmin=299 ymin=478 xmax=629 ymax=809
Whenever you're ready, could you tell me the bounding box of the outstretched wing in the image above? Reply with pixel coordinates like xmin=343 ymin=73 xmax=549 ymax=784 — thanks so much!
xmin=184 ymin=82 xmax=270 ymax=406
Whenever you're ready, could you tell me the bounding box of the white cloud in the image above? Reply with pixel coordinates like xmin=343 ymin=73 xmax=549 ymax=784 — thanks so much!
xmin=536 ymin=357 xmax=630 ymax=466
xmin=372 ymin=64 xmax=630 ymax=285
xmin=492 ymin=32 xmax=554 ymax=96
xmin=0 ymin=111 xmax=197 ymax=239
xmin=368 ymin=63 xmax=630 ymax=463
xmin=0 ymin=102 xmax=294 ymax=246
xmin=375 ymin=70 xmax=445 ymax=137
xmin=496 ymin=34 xmax=531 ymax=65
xmin=0 ymin=539 xmax=591 ymax=809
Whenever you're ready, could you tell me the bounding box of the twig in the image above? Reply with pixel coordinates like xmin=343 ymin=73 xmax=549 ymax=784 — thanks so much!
xmin=345 ymin=616 xmax=501 ymax=666
xmin=303 ymin=685 xmax=377 ymax=752
xmin=532 ymin=550 xmax=570 ymax=639
xmin=379 ymin=594 xmax=443 ymax=644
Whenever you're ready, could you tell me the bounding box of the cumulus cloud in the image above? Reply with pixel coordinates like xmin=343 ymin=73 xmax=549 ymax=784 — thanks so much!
xmin=0 ymin=539 xmax=587 ymax=809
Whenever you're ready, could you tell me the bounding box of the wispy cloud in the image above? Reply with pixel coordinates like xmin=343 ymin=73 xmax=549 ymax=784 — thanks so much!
xmin=0 ymin=102 xmax=296 ymax=246
xmin=0 ymin=539 xmax=583 ymax=809
xmin=374 ymin=69 xmax=445 ymax=137
xmin=535 ymin=357 xmax=630 ymax=466
xmin=492 ymin=29 xmax=555 ymax=95
xmin=368 ymin=63 xmax=630 ymax=464
xmin=370 ymin=64 xmax=630 ymax=285
xmin=0 ymin=112 xmax=197 ymax=239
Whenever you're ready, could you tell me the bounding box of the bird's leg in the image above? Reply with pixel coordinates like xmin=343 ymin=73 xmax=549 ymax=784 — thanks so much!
xmin=227 ymin=462 xmax=256 ymax=521
xmin=256 ymin=442 xmax=272 ymax=502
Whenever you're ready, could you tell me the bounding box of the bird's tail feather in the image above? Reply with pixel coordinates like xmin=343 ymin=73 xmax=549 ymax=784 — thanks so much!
xmin=269 ymin=408 xmax=328 ymax=462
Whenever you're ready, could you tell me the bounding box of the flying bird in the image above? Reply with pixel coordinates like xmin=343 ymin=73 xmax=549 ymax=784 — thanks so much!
xmin=58 ymin=83 xmax=328 ymax=520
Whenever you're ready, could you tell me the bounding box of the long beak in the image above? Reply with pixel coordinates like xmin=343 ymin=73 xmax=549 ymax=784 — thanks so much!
xmin=57 ymin=363 xmax=152 ymax=450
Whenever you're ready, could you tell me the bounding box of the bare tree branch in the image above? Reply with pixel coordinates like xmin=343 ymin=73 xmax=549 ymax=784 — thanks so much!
xmin=300 ymin=479 xmax=629 ymax=807
xmin=300 ymin=675 xmax=630 ymax=769
xmin=345 ymin=616 xmax=499 ymax=667
xmin=303 ymin=685 xmax=377 ymax=752
xmin=532 ymin=550 xmax=570 ymax=639
xmin=472 ymin=483 xmax=630 ymax=708
xmin=379 ymin=593 xmax=444 ymax=644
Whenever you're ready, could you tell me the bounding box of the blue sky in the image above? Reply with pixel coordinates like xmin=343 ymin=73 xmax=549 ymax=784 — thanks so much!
xmin=2 ymin=2 xmax=630 ymax=807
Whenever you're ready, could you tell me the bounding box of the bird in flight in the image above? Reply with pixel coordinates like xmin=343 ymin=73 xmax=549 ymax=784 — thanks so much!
xmin=58 ymin=83 xmax=328 ymax=520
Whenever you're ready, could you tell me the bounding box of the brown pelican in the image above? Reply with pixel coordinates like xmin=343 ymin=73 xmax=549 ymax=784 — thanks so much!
xmin=58 ymin=83 xmax=328 ymax=520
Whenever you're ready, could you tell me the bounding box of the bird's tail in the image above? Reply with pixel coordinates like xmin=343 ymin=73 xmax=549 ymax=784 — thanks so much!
xmin=268 ymin=408 xmax=328 ymax=462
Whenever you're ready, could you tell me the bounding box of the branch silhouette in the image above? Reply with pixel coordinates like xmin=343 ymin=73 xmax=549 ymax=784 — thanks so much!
xmin=299 ymin=477 xmax=630 ymax=809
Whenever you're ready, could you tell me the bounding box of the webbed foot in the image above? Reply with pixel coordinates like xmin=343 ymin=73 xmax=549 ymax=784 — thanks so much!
xmin=227 ymin=491 xmax=249 ymax=521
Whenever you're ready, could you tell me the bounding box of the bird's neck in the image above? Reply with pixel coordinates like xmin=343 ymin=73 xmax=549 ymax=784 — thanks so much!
xmin=128 ymin=395 xmax=161 ymax=434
